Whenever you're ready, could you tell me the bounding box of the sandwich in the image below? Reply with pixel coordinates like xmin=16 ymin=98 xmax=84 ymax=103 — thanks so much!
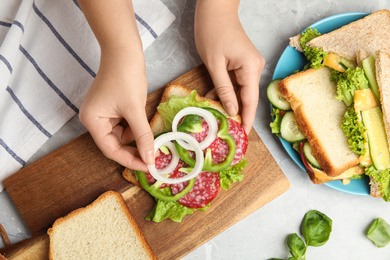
xmin=123 ymin=83 xmax=248 ymax=222
xmin=269 ymin=9 xmax=390 ymax=201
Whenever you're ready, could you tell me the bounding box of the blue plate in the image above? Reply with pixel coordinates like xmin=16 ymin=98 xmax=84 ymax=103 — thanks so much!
xmin=272 ymin=12 xmax=371 ymax=196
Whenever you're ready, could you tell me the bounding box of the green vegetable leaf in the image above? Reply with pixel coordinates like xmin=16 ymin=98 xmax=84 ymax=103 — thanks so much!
xmin=367 ymin=218 xmax=390 ymax=248
xmin=270 ymin=108 xmax=282 ymax=137
xmin=331 ymin=67 xmax=369 ymax=106
xmin=365 ymin=166 xmax=390 ymax=202
xmin=145 ymin=187 xmax=209 ymax=222
xmin=219 ymin=158 xmax=247 ymax=190
xmin=287 ymin=233 xmax=306 ymax=258
xmin=157 ymin=90 xmax=212 ymax=131
xmin=300 ymin=27 xmax=328 ymax=69
xmin=301 ymin=210 xmax=332 ymax=247
xmin=341 ymin=106 xmax=367 ymax=155
xmin=177 ymin=114 xmax=203 ymax=133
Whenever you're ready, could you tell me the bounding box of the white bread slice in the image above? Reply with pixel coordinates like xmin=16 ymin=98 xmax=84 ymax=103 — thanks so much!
xmin=305 ymin=10 xmax=390 ymax=61
xmin=278 ymin=67 xmax=360 ymax=177
xmin=123 ymin=83 xmax=241 ymax=185
xmin=47 ymin=191 xmax=156 ymax=260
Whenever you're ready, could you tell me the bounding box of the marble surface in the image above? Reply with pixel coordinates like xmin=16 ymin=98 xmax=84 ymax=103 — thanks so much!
xmin=2 ymin=0 xmax=390 ymax=259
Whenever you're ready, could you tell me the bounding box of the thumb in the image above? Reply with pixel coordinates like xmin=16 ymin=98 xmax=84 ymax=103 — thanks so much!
xmin=207 ymin=63 xmax=239 ymax=117
xmin=124 ymin=106 xmax=155 ymax=165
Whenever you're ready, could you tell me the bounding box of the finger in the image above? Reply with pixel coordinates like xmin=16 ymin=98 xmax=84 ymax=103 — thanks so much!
xmin=236 ymin=68 xmax=261 ymax=134
xmin=205 ymin=89 xmax=219 ymax=100
xmin=112 ymin=124 xmax=135 ymax=145
xmin=207 ymin=62 xmax=239 ymax=117
xmin=123 ymin=105 xmax=155 ymax=166
xmin=101 ymin=134 xmax=148 ymax=171
xmin=88 ymin=121 xmax=148 ymax=171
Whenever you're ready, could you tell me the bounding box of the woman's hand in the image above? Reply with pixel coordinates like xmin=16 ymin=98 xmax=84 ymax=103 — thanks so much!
xmin=195 ymin=0 xmax=265 ymax=133
xmin=79 ymin=51 xmax=154 ymax=172
xmin=78 ymin=0 xmax=154 ymax=171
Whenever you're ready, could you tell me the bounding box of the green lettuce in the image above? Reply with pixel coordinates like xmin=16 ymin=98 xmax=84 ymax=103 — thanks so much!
xmin=300 ymin=27 xmax=328 ymax=69
xmin=341 ymin=106 xmax=367 ymax=155
xmin=365 ymin=166 xmax=390 ymax=202
xmin=331 ymin=67 xmax=369 ymax=106
xmin=146 ymin=187 xmax=207 ymax=223
xmin=219 ymin=158 xmax=247 ymax=190
xmin=270 ymin=108 xmax=282 ymax=137
xmin=157 ymin=90 xmax=212 ymax=131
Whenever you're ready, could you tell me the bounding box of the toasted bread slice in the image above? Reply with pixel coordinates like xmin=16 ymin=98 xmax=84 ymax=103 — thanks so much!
xmin=278 ymin=67 xmax=360 ymax=177
xmin=305 ymin=10 xmax=390 ymax=61
xmin=123 ymin=83 xmax=241 ymax=186
xmin=47 ymin=191 xmax=156 ymax=260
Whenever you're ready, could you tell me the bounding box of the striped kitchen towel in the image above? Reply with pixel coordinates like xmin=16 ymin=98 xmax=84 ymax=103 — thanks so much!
xmin=0 ymin=0 xmax=175 ymax=192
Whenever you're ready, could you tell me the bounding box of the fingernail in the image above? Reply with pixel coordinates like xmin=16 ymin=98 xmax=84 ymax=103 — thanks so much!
xmin=225 ymin=102 xmax=237 ymax=116
xmin=145 ymin=150 xmax=155 ymax=165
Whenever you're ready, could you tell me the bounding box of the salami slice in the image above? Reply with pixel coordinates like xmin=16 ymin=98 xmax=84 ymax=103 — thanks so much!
xmin=171 ymin=171 xmax=220 ymax=208
xmin=227 ymin=118 xmax=248 ymax=165
xmin=185 ymin=117 xmax=248 ymax=166
xmin=204 ymin=118 xmax=248 ymax=166
xmin=187 ymin=118 xmax=209 ymax=143
xmin=146 ymin=150 xmax=187 ymax=189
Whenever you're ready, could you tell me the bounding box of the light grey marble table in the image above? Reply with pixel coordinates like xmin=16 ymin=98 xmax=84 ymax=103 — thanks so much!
xmin=2 ymin=0 xmax=390 ymax=259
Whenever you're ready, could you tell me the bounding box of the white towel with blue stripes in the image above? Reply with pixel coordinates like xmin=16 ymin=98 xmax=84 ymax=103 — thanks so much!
xmin=0 ymin=0 xmax=175 ymax=192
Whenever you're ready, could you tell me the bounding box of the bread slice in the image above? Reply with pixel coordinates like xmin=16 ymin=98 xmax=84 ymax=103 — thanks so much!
xmin=305 ymin=10 xmax=390 ymax=61
xmin=376 ymin=51 xmax=390 ymax=147
xmin=366 ymin=51 xmax=390 ymax=198
xmin=47 ymin=191 xmax=156 ymax=260
xmin=123 ymin=83 xmax=241 ymax=185
xmin=278 ymin=67 xmax=360 ymax=177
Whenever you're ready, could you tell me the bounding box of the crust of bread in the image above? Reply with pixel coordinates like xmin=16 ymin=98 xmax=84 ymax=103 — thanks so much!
xmin=47 ymin=191 xmax=157 ymax=260
xmin=123 ymin=83 xmax=242 ymax=186
xmin=356 ymin=49 xmax=369 ymax=67
xmin=278 ymin=67 xmax=360 ymax=177
xmin=306 ymin=10 xmax=390 ymax=61
xmin=289 ymin=34 xmax=303 ymax=52
xmin=376 ymin=51 xmax=390 ymax=148
xmin=367 ymin=51 xmax=390 ymax=199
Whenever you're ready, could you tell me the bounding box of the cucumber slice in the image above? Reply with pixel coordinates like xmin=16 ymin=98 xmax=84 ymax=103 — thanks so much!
xmin=361 ymin=107 xmax=390 ymax=170
xmin=303 ymin=142 xmax=322 ymax=170
xmin=361 ymin=55 xmax=380 ymax=102
xmin=339 ymin=57 xmax=357 ymax=70
xmin=280 ymin=111 xmax=306 ymax=143
xmin=267 ymin=79 xmax=291 ymax=110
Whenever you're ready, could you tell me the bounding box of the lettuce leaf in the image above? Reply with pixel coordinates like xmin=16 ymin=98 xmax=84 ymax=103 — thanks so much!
xmin=270 ymin=108 xmax=282 ymax=137
xmin=145 ymin=187 xmax=197 ymax=223
xmin=331 ymin=67 xmax=369 ymax=106
xmin=157 ymin=90 xmax=212 ymax=131
xmin=365 ymin=166 xmax=390 ymax=202
xmin=300 ymin=27 xmax=328 ymax=69
xmin=219 ymin=158 xmax=247 ymax=190
xmin=341 ymin=106 xmax=367 ymax=155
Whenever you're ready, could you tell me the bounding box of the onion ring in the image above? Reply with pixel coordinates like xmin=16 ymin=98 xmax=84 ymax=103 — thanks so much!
xmin=172 ymin=107 xmax=218 ymax=150
xmin=148 ymin=132 xmax=204 ymax=184
xmin=156 ymin=142 xmax=180 ymax=176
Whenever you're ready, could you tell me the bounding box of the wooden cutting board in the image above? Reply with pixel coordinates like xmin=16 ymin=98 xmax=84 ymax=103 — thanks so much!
xmin=1 ymin=64 xmax=290 ymax=259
